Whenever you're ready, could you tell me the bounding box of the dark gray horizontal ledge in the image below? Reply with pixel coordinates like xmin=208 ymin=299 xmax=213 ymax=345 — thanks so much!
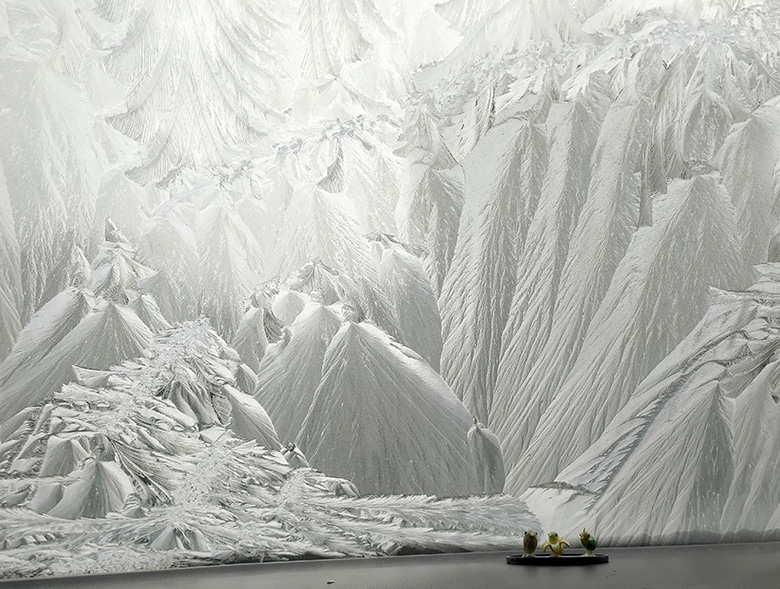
xmin=3 ymin=542 xmax=780 ymax=589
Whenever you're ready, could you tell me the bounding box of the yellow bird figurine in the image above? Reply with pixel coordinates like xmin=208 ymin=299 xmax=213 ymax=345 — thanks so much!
xmin=522 ymin=530 xmax=538 ymax=557
xmin=542 ymin=531 xmax=570 ymax=556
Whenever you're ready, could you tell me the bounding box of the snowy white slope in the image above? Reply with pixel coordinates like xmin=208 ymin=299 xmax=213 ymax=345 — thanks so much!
xmin=510 ymin=175 xmax=747 ymax=491
xmin=268 ymin=184 xmax=399 ymax=337
xmin=718 ymin=104 xmax=780 ymax=268
xmin=0 ymin=301 xmax=153 ymax=425
xmin=0 ymin=288 xmax=19 ymax=365
xmin=0 ymin=163 xmax=20 ymax=361
xmin=439 ymin=115 xmax=548 ymax=422
xmin=271 ymin=290 xmax=307 ymax=325
xmin=518 ymin=282 xmax=771 ymax=542
xmin=223 ymin=384 xmax=282 ymax=451
xmin=678 ymin=45 xmax=736 ymax=169
xmin=40 ymin=244 xmax=91 ymax=307
xmin=396 ymin=102 xmax=464 ymax=294
xmin=268 ymin=184 xmax=375 ymax=282
xmin=0 ymin=163 xmax=20 ymax=306
xmin=467 ymin=419 xmax=505 ymax=494
xmin=254 ymin=303 xmax=343 ymax=443
xmin=441 ymin=0 xmax=581 ymax=75
xmin=396 ymin=162 xmax=464 ymax=295
xmin=0 ymin=288 xmax=95 ymax=392
xmin=231 ymin=307 xmax=269 ymax=373
xmin=91 ymin=239 xmax=155 ymax=304
xmin=197 ymin=203 xmax=263 ymax=339
xmin=339 ymin=135 xmax=400 ymax=234
xmin=490 ymin=91 xmax=608 ymax=441
xmin=299 ymin=322 xmax=481 ymax=496
xmin=299 ymin=0 xmax=396 ymax=80
xmin=378 ymin=246 xmax=443 ymax=371
xmin=92 ymin=171 xmax=149 ymax=250
xmin=583 ymin=0 xmax=740 ymax=33
xmin=493 ymin=99 xmax=647 ymax=469
xmin=129 ymin=293 xmax=171 ymax=334
xmin=0 ymin=53 xmax=103 ymax=320
xmin=722 ymin=358 xmax=780 ymax=534
xmin=95 ymin=0 xmax=291 ymax=183
xmin=137 ymin=215 xmax=199 ymax=323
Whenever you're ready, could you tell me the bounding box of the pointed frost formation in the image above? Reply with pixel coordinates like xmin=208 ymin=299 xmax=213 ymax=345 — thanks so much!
xmin=97 ymin=0 xmax=292 ymax=183
xmin=299 ymin=322 xmax=482 ymax=496
xmin=335 ymin=135 xmax=400 ymax=234
xmin=137 ymin=216 xmax=199 ymax=323
xmin=269 ymin=185 xmax=399 ymax=338
xmin=493 ymin=99 xmax=644 ymax=466
xmin=468 ymin=419 xmax=505 ymax=495
xmin=435 ymin=0 xmax=493 ymax=31
xmin=517 ymin=282 xmax=767 ymax=542
xmin=300 ymin=0 xmax=396 ymax=79
xmin=223 ymin=385 xmax=282 ymax=451
xmin=678 ymin=50 xmax=734 ymax=171
xmin=396 ymin=124 xmax=465 ymax=295
xmin=39 ymin=435 xmax=91 ymax=477
xmin=595 ymin=379 xmax=734 ymax=544
xmin=271 ymin=290 xmax=307 ymax=325
xmin=584 ymin=0 xmax=736 ymax=33
xmin=378 ymin=246 xmax=442 ymax=371
xmin=443 ymin=0 xmax=580 ymax=76
xmin=0 ymin=52 xmax=104 ymax=320
xmin=0 ymin=286 xmax=20 ymax=364
xmin=0 ymin=163 xmax=21 ymax=359
xmin=254 ymin=303 xmax=343 ymax=443
xmin=234 ymin=363 xmax=258 ymax=396
xmin=129 ymin=293 xmax=172 ymax=333
xmin=48 ymin=459 xmax=135 ymax=520
xmin=231 ymin=307 xmax=268 ymax=373
xmin=92 ymin=170 xmax=149 ymax=250
xmin=0 ymin=288 xmax=95 ymax=391
xmin=489 ymin=90 xmax=609 ymax=422
xmin=0 ymin=164 xmax=17 ymax=276
xmin=511 ymin=175 xmax=747 ymax=491
xmin=0 ymin=302 xmax=153 ymax=424
xmin=268 ymin=184 xmax=374 ymax=282
xmin=718 ymin=105 xmax=780 ymax=268
xmin=197 ymin=203 xmax=263 ymax=339
xmin=722 ymin=359 xmax=780 ymax=534
xmin=91 ymin=239 xmax=155 ymax=304
xmin=439 ymin=116 xmax=548 ymax=422
xmin=40 ymin=242 xmax=91 ymax=306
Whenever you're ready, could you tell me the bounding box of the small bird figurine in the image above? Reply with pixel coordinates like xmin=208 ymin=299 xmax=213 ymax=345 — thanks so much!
xmin=542 ymin=531 xmax=570 ymax=556
xmin=580 ymin=529 xmax=597 ymax=557
xmin=522 ymin=530 xmax=538 ymax=557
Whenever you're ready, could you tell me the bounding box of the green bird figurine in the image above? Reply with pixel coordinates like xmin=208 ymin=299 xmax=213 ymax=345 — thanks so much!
xmin=522 ymin=530 xmax=538 ymax=557
xmin=580 ymin=529 xmax=597 ymax=557
xmin=542 ymin=532 xmax=570 ymax=556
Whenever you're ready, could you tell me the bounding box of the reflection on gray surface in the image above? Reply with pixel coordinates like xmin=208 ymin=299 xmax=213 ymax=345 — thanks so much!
xmin=4 ymin=543 xmax=780 ymax=589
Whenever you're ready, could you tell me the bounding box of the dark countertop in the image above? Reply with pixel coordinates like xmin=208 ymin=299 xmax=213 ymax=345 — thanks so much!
xmin=3 ymin=542 xmax=780 ymax=588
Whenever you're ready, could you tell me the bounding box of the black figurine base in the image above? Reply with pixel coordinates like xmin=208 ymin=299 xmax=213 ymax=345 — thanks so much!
xmin=506 ymin=553 xmax=609 ymax=566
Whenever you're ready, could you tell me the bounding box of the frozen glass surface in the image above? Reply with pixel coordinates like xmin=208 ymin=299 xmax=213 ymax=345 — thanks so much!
xmin=1 ymin=0 xmax=780 ymax=579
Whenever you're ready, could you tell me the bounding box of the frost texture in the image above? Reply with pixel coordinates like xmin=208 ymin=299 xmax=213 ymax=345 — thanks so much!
xmin=440 ymin=117 xmax=548 ymax=421
xmin=4 ymin=0 xmax=780 ymax=577
xmin=490 ymin=90 xmax=608 ymax=450
xmin=521 ymin=265 xmax=780 ymax=544
xmin=299 ymin=322 xmax=482 ymax=496
xmin=511 ymin=175 xmax=747 ymax=491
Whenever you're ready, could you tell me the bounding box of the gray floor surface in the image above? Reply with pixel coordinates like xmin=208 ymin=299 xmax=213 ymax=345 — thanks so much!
xmin=2 ymin=542 xmax=779 ymax=588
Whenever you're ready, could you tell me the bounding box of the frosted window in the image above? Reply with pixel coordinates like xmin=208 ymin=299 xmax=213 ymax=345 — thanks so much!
xmin=1 ymin=0 xmax=779 ymax=579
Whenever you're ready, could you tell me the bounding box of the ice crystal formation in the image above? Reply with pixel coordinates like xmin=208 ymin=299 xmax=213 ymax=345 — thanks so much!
xmin=2 ymin=0 xmax=780 ymax=579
